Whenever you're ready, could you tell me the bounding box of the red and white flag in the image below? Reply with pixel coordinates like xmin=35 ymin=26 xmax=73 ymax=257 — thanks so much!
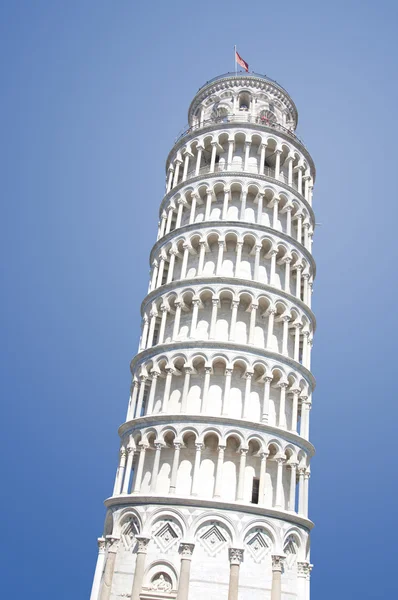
xmin=235 ymin=50 xmax=249 ymax=72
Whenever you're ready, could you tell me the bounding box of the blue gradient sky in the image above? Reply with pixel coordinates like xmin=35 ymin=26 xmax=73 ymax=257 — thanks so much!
xmin=1 ymin=1 xmax=397 ymax=598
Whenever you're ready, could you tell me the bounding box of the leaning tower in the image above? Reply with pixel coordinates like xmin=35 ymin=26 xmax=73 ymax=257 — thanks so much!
xmin=90 ymin=71 xmax=316 ymax=600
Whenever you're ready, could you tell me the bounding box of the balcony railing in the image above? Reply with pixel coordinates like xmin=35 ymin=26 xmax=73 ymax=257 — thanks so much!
xmin=175 ymin=115 xmax=304 ymax=145
xmin=182 ymin=163 xmax=299 ymax=193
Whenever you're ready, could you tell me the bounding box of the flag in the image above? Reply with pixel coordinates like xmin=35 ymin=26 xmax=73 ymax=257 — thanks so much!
xmin=235 ymin=50 xmax=249 ymax=72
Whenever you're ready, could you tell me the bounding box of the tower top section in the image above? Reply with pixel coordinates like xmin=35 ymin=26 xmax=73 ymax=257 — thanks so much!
xmin=188 ymin=72 xmax=299 ymax=133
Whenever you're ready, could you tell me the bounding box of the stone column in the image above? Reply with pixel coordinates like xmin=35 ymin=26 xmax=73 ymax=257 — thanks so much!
xmin=99 ymin=537 xmax=119 ymax=600
xmin=169 ymin=441 xmax=182 ymax=494
xmin=281 ymin=316 xmax=290 ymax=356
xmin=285 ymin=205 xmax=292 ymax=236
xmin=297 ymin=562 xmax=310 ymax=600
xmin=150 ymin=261 xmax=159 ymax=291
xmin=201 ymin=366 xmax=212 ymax=413
xmin=253 ymin=246 xmax=261 ymax=280
xmin=275 ymin=457 xmax=285 ymax=508
xmin=294 ymin=323 xmax=302 ymax=362
xmin=258 ymin=451 xmax=269 ymax=505
xmin=222 ymin=187 xmax=230 ymax=218
xmin=146 ymin=372 xmax=159 ymax=415
xmin=248 ymin=303 xmax=258 ymax=344
xmin=180 ymin=244 xmax=190 ymax=279
xmin=298 ymin=468 xmax=305 ymax=515
xmin=227 ymin=548 xmax=244 ymax=600
xmin=189 ymin=194 xmax=197 ymax=224
xmin=130 ymin=536 xmax=151 ymax=600
xmin=157 ymin=305 xmax=168 ymax=344
xmin=182 ymin=153 xmax=191 ymax=182
xmin=197 ymin=241 xmax=206 ymax=275
xmin=190 ymin=299 xmax=199 ymax=337
xmin=242 ymin=372 xmax=253 ymax=419
xmin=271 ymin=555 xmax=284 ymax=600
xmin=161 ymin=368 xmax=174 ymax=412
xmin=165 ymin=206 xmax=174 ymax=234
xmin=147 ymin=310 xmax=158 ymax=346
xmin=284 ymin=257 xmax=291 ymax=293
xmin=205 ymin=189 xmax=213 ymax=220
xmin=210 ymin=142 xmax=217 ymax=173
xmin=90 ymin=537 xmax=106 ymax=600
xmin=180 ymin=367 xmax=191 ymax=413
xmin=166 ymin=250 xmax=176 ymax=284
xmin=236 ymin=448 xmax=248 ymax=501
xmin=275 ymin=150 xmax=281 ymax=180
xmin=288 ymin=462 xmax=298 ymax=512
xmin=261 ymin=376 xmax=273 ymax=423
xmin=229 ymin=300 xmax=239 ymax=341
xmin=133 ymin=444 xmax=148 ymax=494
xmin=269 ymin=250 xmax=277 ymax=285
xmin=216 ymin=241 xmax=224 ymax=275
xmin=122 ymin=446 xmax=135 ymax=494
xmin=256 ymin=193 xmax=264 ymax=224
xmin=304 ymin=469 xmax=310 ymax=518
xmin=287 ymin=156 xmax=293 ymax=186
xmin=222 ymin=368 xmax=233 ymax=415
xmin=234 ymin=241 xmax=243 ymax=277
xmin=291 ymin=388 xmax=300 ymax=432
xmin=135 ymin=377 xmax=147 ymax=419
xmin=127 ymin=382 xmax=138 ymax=421
xmin=139 ymin=316 xmax=149 ymax=351
xmin=176 ymin=543 xmax=195 ymax=600
xmin=150 ymin=442 xmax=163 ymax=493
xmin=259 ymin=144 xmax=266 ymax=175
xmin=113 ymin=447 xmax=127 ymax=496
xmin=240 ymin=191 xmax=247 ymax=220
xmin=172 ymin=302 xmax=182 ymax=341
xmin=227 ymin=140 xmax=234 ymax=170
xmin=195 ymin=146 xmax=203 ymax=175
xmin=266 ymin=308 xmax=276 ymax=349
xmin=209 ymin=299 xmax=219 ymax=339
xmin=278 ymin=382 xmax=288 ymax=429
xmin=244 ymin=141 xmax=251 ymax=171
xmin=213 ymin=444 xmax=225 ymax=497
xmin=272 ymin=198 xmax=279 ymax=228
xmin=173 ymin=159 xmax=182 ymax=187
xmin=191 ymin=443 xmax=203 ymax=495
xmin=176 ymin=199 xmax=185 ymax=228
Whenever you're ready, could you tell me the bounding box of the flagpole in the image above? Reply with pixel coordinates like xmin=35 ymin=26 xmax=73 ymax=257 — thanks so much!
xmin=234 ymin=45 xmax=237 ymax=75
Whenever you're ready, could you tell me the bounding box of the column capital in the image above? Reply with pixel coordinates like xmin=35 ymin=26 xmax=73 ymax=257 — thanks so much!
xmin=229 ymin=547 xmax=244 ymax=565
xmin=179 ymin=542 xmax=195 ymax=558
xmin=225 ymin=367 xmax=233 ymax=376
xmin=173 ymin=441 xmax=183 ymax=450
xmin=195 ymin=442 xmax=203 ymax=451
xmin=97 ymin=537 xmax=106 ymax=553
xmin=136 ymin=535 xmax=151 ymax=553
xmin=119 ymin=447 xmax=127 ymax=459
xmin=271 ymin=555 xmax=285 ymax=572
xmin=105 ymin=535 xmax=120 ymax=553
xmin=127 ymin=445 xmax=135 ymax=456
xmin=239 ymin=447 xmax=249 ymax=456
xmin=212 ymin=298 xmax=220 ymax=307
xmin=154 ymin=441 xmax=163 ymax=451
xmin=263 ymin=375 xmax=273 ymax=383
xmin=297 ymin=561 xmax=312 ymax=577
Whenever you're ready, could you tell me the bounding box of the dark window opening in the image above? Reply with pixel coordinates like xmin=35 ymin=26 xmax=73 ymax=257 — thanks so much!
xmin=251 ymin=477 xmax=260 ymax=504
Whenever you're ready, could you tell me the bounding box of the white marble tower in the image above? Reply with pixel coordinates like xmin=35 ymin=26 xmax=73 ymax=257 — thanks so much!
xmin=90 ymin=71 xmax=316 ymax=600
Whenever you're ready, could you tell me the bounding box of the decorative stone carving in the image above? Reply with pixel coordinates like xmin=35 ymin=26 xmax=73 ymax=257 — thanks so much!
xmin=228 ymin=548 xmax=244 ymax=565
xmin=245 ymin=528 xmax=270 ymax=563
xmin=121 ymin=517 xmax=140 ymax=551
xmin=150 ymin=573 xmax=172 ymax=593
xmin=153 ymin=520 xmax=180 ymax=553
xmin=271 ymin=555 xmax=285 ymax=572
xmin=199 ymin=522 xmax=228 ymax=557
xmin=179 ymin=542 xmax=195 ymax=558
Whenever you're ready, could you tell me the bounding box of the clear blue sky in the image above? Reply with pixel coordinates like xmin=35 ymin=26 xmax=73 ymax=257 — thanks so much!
xmin=1 ymin=1 xmax=397 ymax=598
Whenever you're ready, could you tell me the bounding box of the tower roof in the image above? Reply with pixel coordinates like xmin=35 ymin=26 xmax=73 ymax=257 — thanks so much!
xmin=188 ymin=71 xmax=299 ymax=128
